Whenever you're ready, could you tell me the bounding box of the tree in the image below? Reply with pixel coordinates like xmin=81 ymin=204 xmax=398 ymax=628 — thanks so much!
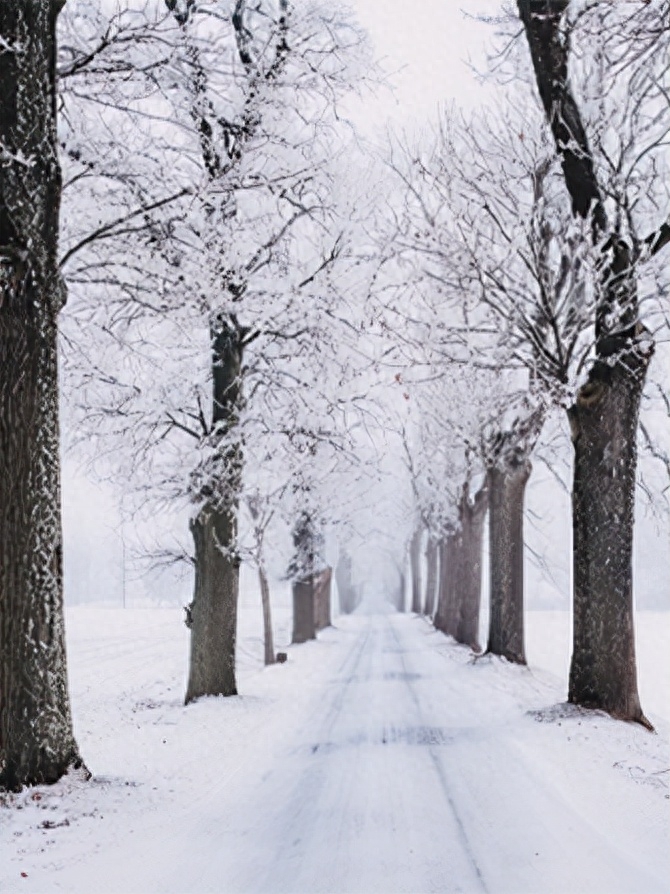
xmin=58 ymin=0 xmax=372 ymax=700
xmin=423 ymin=535 xmax=439 ymax=618
xmin=408 ymin=525 xmax=423 ymax=614
xmin=335 ymin=550 xmax=359 ymax=614
xmin=245 ymin=492 xmax=280 ymax=666
xmin=485 ymin=414 xmax=538 ymax=663
xmin=288 ymin=509 xmax=322 ymax=644
xmin=517 ymin=0 xmax=670 ymax=724
xmin=170 ymin=0 xmax=290 ymax=703
xmin=313 ymin=567 xmax=333 ymax=631
xmin=0 ymin=0 xmax=85 ymax=791
xmin=433 ymin=473 xmax=488 ymax=652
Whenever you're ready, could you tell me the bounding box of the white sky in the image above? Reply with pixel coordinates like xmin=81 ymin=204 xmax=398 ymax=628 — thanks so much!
xmin=349 ymin=0 xmax=503 ymax=134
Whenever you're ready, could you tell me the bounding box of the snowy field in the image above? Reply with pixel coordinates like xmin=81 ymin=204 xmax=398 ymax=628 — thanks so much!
xmin=1 ymin=599 xmax=668 ymax=894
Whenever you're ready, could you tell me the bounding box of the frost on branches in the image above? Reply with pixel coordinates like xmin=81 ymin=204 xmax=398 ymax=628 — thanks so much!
xmin=57 ymin=0 xmax=373 ymax=701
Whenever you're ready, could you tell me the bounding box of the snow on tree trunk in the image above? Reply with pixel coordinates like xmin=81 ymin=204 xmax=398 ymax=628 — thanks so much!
xmin=567 ymin=354 xmax=651 ymax=725
xmin=409 ymin=527 xmax=423 ymax=613
xmin=434 ymin=529 xmax=461 ymax=638
xmin=185 ymin=319 xmax=243 ymax=703
xmin=292 ymin=576 xmax=316 ymax=644
xmin=0 ymin=0 xmax=84 ymax=791
xmin=289 ymin=512 xmax=320 ymax=642
xmin=486 ymin=460 xmax=529 ymax=665
xmin=433 ymin=484 xmax=487 ymax=649
xmin=455 ymin=487 xmax=488 ymax=651
xmin=423 ymin=537 xmax=438 ymax=618
xmin=258 ymin=565 xmax=275 ymax=666
xmin=314 ymin=567 xmax=332 ymax=632
xmin=185 ymin=509 xmax=239 ymax=701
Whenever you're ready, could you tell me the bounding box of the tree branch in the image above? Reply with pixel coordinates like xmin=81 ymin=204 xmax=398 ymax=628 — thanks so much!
xmin=59 ymin=187 xmax=190 ymax=269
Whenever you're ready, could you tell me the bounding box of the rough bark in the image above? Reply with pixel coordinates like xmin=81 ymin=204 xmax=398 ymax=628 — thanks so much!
xmin=568 ymin=351 xmax=651 ymax=724
xmin=433 ymin=529 xmax=461 ymax=638
xmin=0 ymin=1 xmax=84 ymax=791
xmin=423 ymin=537 xmax=438 ymax=618
xmin=292 ymin=576 xmax=316 ymax=644
xmin=314 ymin=567 xmax=332 ymax=632
xmin=455 ymin=486 xmax=488 ymax=651
xmin=258 ymin=565 xmax=275 ymax=666
xmin=518 ymin=0 xmax=652 ymax=723
xmin=289 ymin=511 xmax=320 ymax=642
xmin=486 ymin=461 xmax=530 ymax=664
xmin=409 ymin=527 xmax=423 ymax=613
xmin=185 ymin=319 xmax=243 ymax=703
xmin=433 ymin=485 xmax=488 ymax=649
xmin=185 ymin=509 xmax=239 ymax=700
xmin=335 ymin=551 xmax=357 ymax=614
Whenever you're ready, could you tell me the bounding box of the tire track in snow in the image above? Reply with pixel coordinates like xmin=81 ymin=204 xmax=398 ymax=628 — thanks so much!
xmin=233 ymin=614 xmax=489 ymax=894
xmin=386 ymin=618 xmax=489 ymax=893
xmin=235 ymin=617 xmax=376 ymax=892
xmin=390 ymin=615 xmax=668 ymax=894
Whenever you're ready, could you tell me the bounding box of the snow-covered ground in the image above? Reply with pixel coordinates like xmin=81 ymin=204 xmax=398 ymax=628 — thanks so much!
xmin=1 ymin=601 xmax=668 ymax=894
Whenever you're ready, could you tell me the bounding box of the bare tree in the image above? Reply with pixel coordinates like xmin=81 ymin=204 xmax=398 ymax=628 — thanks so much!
xmin=433 ymin=477 xmax=488 ymax=652
xmin=288 ymin=509 xmax=322 ymax=644
xmin=423 ymin=535 xmax=439 ymax=619
xmin=517 ymin=0 xmax=669 ymax=725
xmin=246 ymin=493 xmax=277 ymax=666
xmin=59 ymin=0 xmax=372 ymax=701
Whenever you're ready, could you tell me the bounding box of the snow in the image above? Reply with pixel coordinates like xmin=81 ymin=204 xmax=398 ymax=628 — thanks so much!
xmin=1 ymin=599 xmax=668 ymax=894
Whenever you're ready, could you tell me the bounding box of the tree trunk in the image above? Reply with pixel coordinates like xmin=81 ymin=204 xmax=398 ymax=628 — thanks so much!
xmin=0 ymin=1 xmax=84 ymax=791
xmin=335 ymin=551 xmax=356 ymax=614
xmin=185 ymin=509 xmax=239 ymax=700
xmin=486 ymin=461 xmax=530 ymax=664
xmin=292 ymin=576 xmax=316 ymax=644
xmin=567 ymin=355 xmax=651 ymax=725
xmin=455 ymin=487 xmax=488 ymax=651
xmin=409 ymin=527 xmax=423 ymax=613
xmin=185 ymin=318 xmax=243 ymax=703
xmin=423 ymin=537 xmax=438 ymax=618
xmin=258 ymin=565 xmax=275 ymax=666
xmin=314 ymin=567 xmax=332 ymax=631
xmin=289 ymin=511 xmax=321 ymax=641
xmin=433 ymin=529 xmax=461 ymax=638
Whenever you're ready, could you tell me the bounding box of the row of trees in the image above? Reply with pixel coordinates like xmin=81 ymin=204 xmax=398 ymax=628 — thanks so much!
xmin=0 ymin=0 xmax=668 ymax=790
xmin=375 ymin=0 xmax=669 ymax=728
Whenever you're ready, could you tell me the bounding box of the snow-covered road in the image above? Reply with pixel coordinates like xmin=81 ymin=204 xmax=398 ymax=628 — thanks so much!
xmin=223 ymin=615 xmax=488 ymax=894
xmin=2 ymin=609 xmax=668 ymax=894
xmin=178 ymin=614 xmax=666 ymax=894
